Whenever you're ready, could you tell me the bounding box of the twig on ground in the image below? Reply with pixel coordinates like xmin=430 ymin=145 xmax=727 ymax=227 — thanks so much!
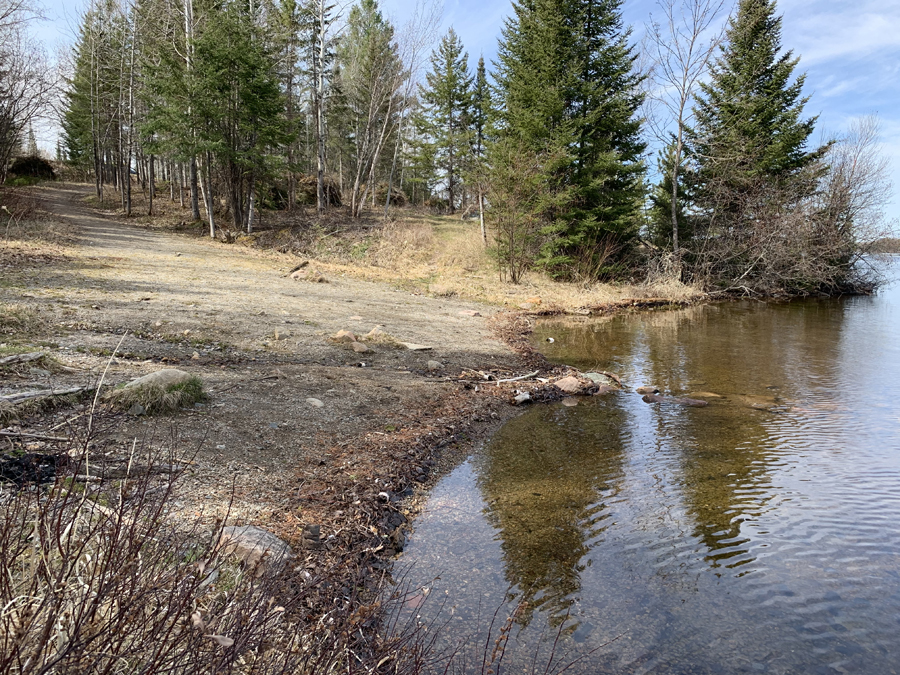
xmin=496 ymin=370 xmax=540 ymax=385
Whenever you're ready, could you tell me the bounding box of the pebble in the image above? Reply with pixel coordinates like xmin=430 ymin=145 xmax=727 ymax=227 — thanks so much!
xmin=306 ymin=398 xmax=324 ymax=408
xmin=426 ymin=360 xmax=443 ymax=371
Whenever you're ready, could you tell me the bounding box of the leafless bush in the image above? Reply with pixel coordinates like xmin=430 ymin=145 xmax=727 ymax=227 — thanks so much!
xmin=684 ymin=118 xmax=892 ymax=295
xmin=0 ymin=413 xmax=439 ymax=675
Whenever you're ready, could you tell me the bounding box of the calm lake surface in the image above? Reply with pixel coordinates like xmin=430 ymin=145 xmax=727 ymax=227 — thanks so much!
xmin=394 ymin=276 xmax=900 ymax=674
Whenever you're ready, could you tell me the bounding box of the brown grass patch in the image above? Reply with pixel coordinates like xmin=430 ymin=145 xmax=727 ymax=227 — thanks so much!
xmin=89 ymin=186 xmax=706 ymax=312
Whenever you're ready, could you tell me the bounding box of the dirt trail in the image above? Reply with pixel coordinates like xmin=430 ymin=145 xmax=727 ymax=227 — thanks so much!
xmin=34 ymin=184 xmax=510 ymax=359
xmin=3 ymin=183 xmax=527 ymax=530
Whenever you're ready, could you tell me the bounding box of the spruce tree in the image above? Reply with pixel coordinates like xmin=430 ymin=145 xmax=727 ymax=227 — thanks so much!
xmin=689 ymin=0 xmax=823 ymax=221
xmin=494 ymin=0 xmax=645 ymax=277
xmin=420 ymin=28 xmax=473 ymax=214
xmin=471 ymin=56 xmax=489 ymax=158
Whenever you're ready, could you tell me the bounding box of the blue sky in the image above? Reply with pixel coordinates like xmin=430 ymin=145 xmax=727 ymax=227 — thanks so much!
xmin=36 ymin=0 xmax=900 ymax=223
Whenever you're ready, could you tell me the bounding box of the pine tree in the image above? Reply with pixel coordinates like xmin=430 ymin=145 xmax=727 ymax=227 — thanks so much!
xmin=471 ymin=56 xmax=490 ymax=157
xmin=689 ymin=0 xmax=823 ymax=222
xmin=494 ymin=0 xmax=645 ymax=277
xmin=420 ymin=28 xmax=473 ymax=214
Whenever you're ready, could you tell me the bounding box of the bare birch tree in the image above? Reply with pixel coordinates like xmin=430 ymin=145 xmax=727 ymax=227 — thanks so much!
xmin=645 ymin=0 xmax=727 ymax=258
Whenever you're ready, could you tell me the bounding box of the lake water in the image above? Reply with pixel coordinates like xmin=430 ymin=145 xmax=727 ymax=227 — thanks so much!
xmin=392 ymin=275 xmax=900 ymax=674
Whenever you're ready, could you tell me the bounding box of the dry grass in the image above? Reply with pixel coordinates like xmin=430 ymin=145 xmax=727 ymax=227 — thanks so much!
xmin=107 ymin=375 xmax=208 ymax=414
xmin=99 ymin=184 xmax=706 ymax=312
xmin=0 ymin=303 xmax=44 ymax=338
xmin=301 ymin=212 xmax=705 ymax=311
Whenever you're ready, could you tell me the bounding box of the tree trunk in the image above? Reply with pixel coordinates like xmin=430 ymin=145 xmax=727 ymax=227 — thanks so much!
xmin=190 ymin=157 xmax=201 ymax=221
xmin=245 ymin=174 xmax=256 ymax=234
xmin=148 ymin=154 xmax=155 ymax=216
xmin=199 ymin=152 xmax=215 ymax=237
xmin=479 ymin=190 xmax=486 ymax=245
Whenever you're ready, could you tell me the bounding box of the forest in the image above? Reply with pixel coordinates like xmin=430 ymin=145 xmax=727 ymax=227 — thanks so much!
xmin=9 ymin=0 xmax=899 ymax=294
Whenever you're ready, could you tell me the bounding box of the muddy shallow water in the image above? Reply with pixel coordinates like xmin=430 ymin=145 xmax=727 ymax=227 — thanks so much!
xmin=393 ymin=277 xmax=900 ymax=674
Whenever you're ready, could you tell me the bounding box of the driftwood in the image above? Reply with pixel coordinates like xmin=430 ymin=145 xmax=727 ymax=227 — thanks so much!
xmin=0 ymin=351 xmax=45 ymax=366
xmin=0 ymin=387 xmax=88 ymax=404
xmin=496 ymin=370 xmax=540 ymax=385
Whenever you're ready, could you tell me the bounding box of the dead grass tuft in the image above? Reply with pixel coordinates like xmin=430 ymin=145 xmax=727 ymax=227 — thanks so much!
xmin=0 ymin=304 xmax=44 ymax=338
xmin=108 ymin=375 xmax=208 ymax=414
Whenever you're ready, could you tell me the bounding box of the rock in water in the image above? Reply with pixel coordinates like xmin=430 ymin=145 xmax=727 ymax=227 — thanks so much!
xmin=219 ymin=525 xmax=293 ymax=572
xmin=636 ymin=385 xmax=659 ymax=395
xmin=642 ymin=393 xmax=709 ymax=407
xmin=123 ymin=369 xmax=193 ymax=390
xmin=554 ymin=376 xmax=584 ymax=394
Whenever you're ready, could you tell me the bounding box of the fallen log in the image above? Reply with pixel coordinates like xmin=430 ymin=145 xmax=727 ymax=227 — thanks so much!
xmin=0 ymin=430 xmax=70 ymax=442
xmin=0 ymin=351 xmax=45 ymax=366
xmin=0 ymin=386 xmax=88 ymax=404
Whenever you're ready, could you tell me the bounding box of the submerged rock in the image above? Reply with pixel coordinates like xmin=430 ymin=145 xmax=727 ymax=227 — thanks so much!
xmin=642 ymin=393 xmax=709 ymax=408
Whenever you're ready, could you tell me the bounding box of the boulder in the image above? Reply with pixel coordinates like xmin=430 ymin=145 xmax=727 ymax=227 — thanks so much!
xmin=219 ymin=525 xmax=293 ymax=572
xmin=331 ymin=330 xmax=357 ymax=343
xmin=123 ymin=369 xmax=192 ymax=390
xmin=426 ymin=360 xmax=443 ymax=371
xmin=584 ymin=372 xmax=618 ymax=387
xmin=351 ymin=342 xmax=369 ymax=353
xmin=513 ymin=392 xmax=532 ymax=405
xmin=554 ymin=376 xmax=584 ymax=394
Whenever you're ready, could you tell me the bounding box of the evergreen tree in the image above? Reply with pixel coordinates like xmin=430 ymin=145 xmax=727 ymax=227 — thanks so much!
xmin=494 ymin=0 xmax=646 ymax=277
xmin=689 ymin=0 xmax=824 ymax=222
xmin=420 ymin=28 xmax=473 ymax=214
xmin=471 ymin=56 xmax=489 ymax=157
